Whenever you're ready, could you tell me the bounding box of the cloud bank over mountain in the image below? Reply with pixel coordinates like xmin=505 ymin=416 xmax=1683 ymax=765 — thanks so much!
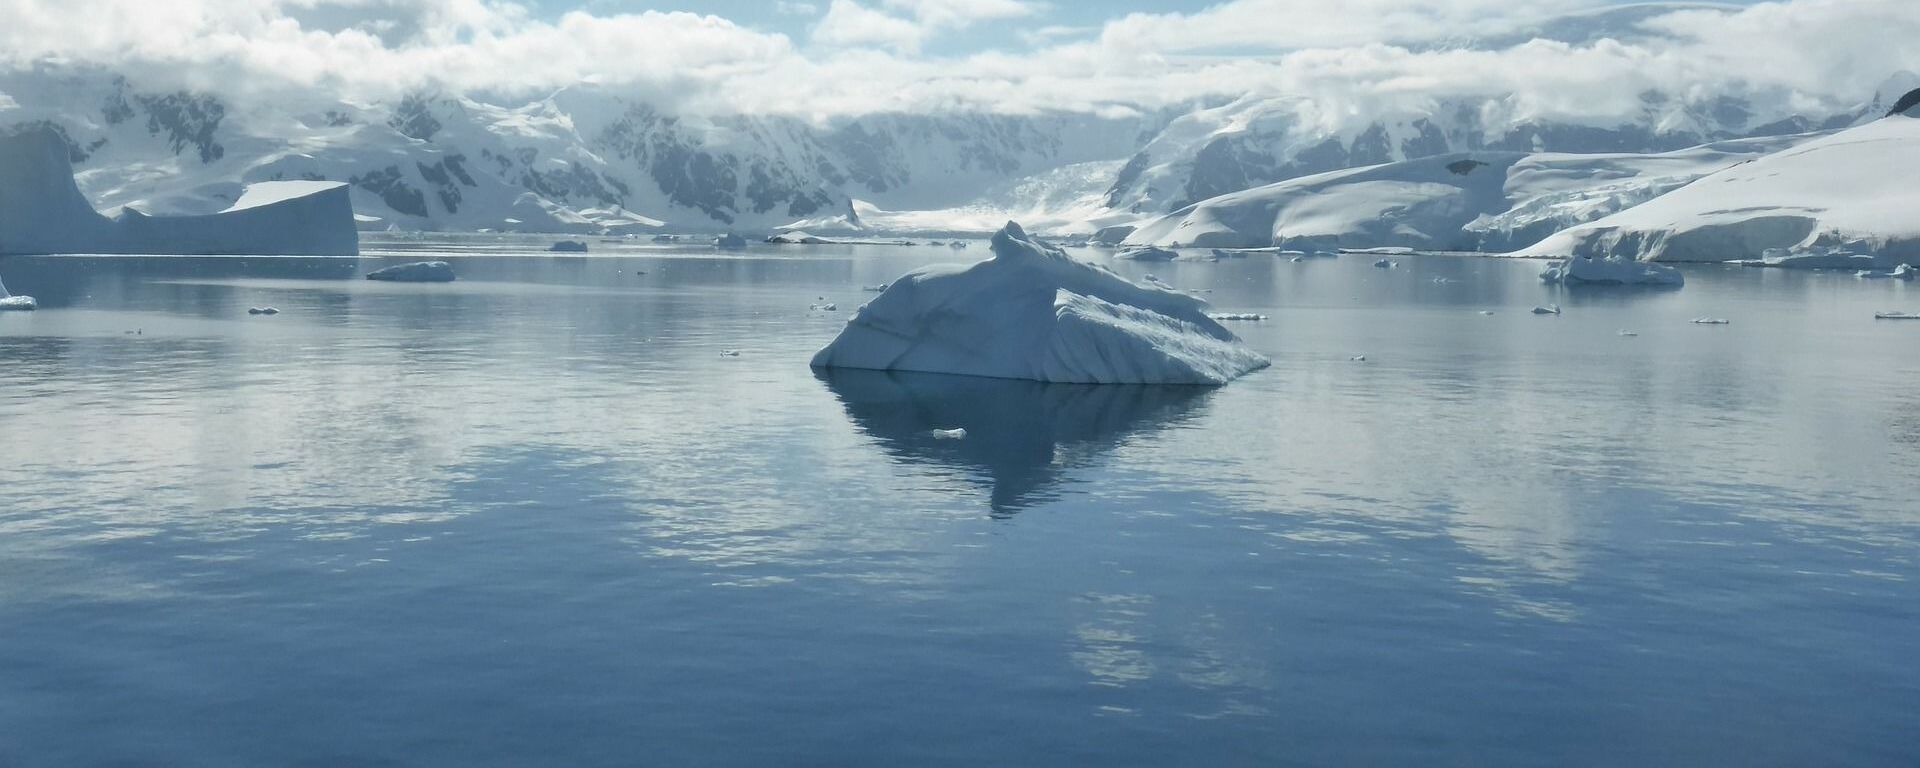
xmin=0 ymin=0 xmax=1913 ymax=122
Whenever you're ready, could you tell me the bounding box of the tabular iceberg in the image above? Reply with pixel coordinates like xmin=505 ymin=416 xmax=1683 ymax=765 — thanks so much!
xmin=810 ymin=222 xmax=1269 ymax=385
xmin=1539 ymin=257 xmax=1684 ymax=286
xmin=0 ymin=126 xmax=359 ymax=256
xmin=366 ymin=261 xmax=456 ymax=282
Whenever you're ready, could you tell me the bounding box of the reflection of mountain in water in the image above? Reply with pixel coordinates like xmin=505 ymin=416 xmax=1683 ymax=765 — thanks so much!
xmin=818 ymin=369 xmax=1216 ymax=514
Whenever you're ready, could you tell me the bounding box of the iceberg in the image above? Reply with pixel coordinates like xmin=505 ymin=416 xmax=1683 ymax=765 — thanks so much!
xmin=767 ymin=231 xmax=830 ymax=245
xmin=1539 ymin=257 xmax=1684 ymax=286
xmin=366 ymin=261 xmax=456 ymax=282
xmin=715 ymin=233 xmax=749 ymax=250
xmin=1116 ymin=246 xmax=1178 ymax=262
xmin=0 ymin=275 xmax=31 ymax=310
xmin=810 ymin=222 xmax=1269 ymax=385
xmin=0 ymin=126 xmax=358 ymax=256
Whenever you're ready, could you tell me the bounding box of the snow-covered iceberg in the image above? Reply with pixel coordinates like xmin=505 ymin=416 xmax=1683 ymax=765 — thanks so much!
xmin=366 ymin=261 xmax=456 ymax=282
xmin=810 ymin=222 xmax=1269 ymax=385
xmin=1539 ymin=257 xmax=1684 ymax=286
xmin=1518 ymin=97 xmax=1920 ymax=264
xmin=1116 ymin=246 xmax=1178 ymax=261
xmin=0 ymin=126 xmax=359 ymax=256
xmin=0 ymin=275 xmax=33 ymax=311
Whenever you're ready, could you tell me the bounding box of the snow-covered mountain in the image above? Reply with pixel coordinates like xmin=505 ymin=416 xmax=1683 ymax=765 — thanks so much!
xmin=1516 ymin=94 xmax=1920 ymax=264
xmin=0 ymin=67 xmax=1148 ymax=234
xmin=1118 ymin=133 xmax=1806 ymax=251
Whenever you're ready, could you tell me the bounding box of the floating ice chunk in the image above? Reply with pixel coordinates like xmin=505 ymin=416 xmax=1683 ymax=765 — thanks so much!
xmin=1290 ymin=256 xmax=1305 ymax=263
xmin=1532 ymin=304 xmax=1562 ymax=315
xmin=715 ymin=233 xmax=748 ymax=250
xmin=1691 ymin=317 xmax=1730 ymax=325
xmin=949 ymin=242 xmax=969 ymax=250
xmin=1117 ymin=246 xmax=1179 ymax=262
xmin=550 ymin=240 xmax=588 ymax=253
xmin=720 ymin=349 xmax=743 ymax=357
xmin=931 ymin=428 xmax=968 ymax=440
xmin=0 ymin=276 xmax=31 ymax=311
xmin=1856 ymin=264 xmax=1915 ymax=280
xmin=1209 ymin=313 xmax=1267 ymax=321
xmin=1350 ymin=355 xmax=1368 ymax=362
xmin=1480 ymin=310 xmax=1496 ymax=315
xmin=367 ymin=261 xmax=456 ymax=283
xmin=1540 ymin=256 xmax=1684 ymax=286
xmin=811 ymin=222 xmax=1269 ymax=385
xmin=1873 ymin=312 xmax=1920 ymax=320
xmin=1618 ymin=329 xmax=1638 ymax=336
xmin=247 ymin=307 xmax=280 ymax=315
xmin=767 ymin=231 xmax=830 ymax=245
xmin=1373 ymin=259 xmax=1396 ymax=269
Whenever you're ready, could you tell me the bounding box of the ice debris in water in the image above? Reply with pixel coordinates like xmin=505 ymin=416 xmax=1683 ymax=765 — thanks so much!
xmin=931 ymin=428 xmax=968 ymax=440
xmin=1618 ymin=329 xmax=1639 ymax=336
xmin=1209 ymin=313 xmax=1268 ymax=321
xmin=1374 ymin=259 xmax=1396 ymax=269
xmin=1691 ymin=317 xmax=1730 ymax=325
xmin=1539 ymin=256 xmax=1684 ymax=286
xmin=1532 ymin=304 xmax=1562 ymax=315
xmin=720 ymin=349 xmax=742 ymax=357
xmin=247 ymin=307 xmax=280 ymax=315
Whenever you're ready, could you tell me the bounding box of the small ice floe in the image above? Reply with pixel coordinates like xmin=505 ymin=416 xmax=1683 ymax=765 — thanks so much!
xmin=810 ymin=303 xmax=839 ymax=312
xmin=720 ymin=349 xmax=742 ymax=357
xmin=949 ymin=242 xmax=969 ymax=250
xmin=1208 ymin=313 xmax=1268 ymax=321
xmin=1117 ymin=246 xmax=1179 ymax=262
xmin=1350 ymin=355 xmax=1368 ymax=362
xmin=1618 ymin=329 xmax=1639 ymax=337
xmin=1874 ymin=311 xmax=1920 ymax=320
xmin=1373 ymin=259 xmax=1396 ymax=269
xmin=931 ymin=428 xmax=968 ymax=440
xmin=1479 ymin=310 xmax=1496 ymax=316
xmin=1691 ymin=317 xmax=1731 ymax=325
xmin=247 ymin=307 xmax=280 ymax=315
xmin=861 ymin=284 xmax=890 ymax=292
xmin=1531 ymin=304 xmax=1562 ymax=315
xmin=1431 ymin=277 xmax=1456 ymax=284
xmin=550 ymin=240 xmax=589 ymax=253
xmin=367 ymin=261 xmax=456 ymax=282
xmin=1856 ymin=264 xmax=1915 ymax=280
xmin=0 ymin=295 xmax=38 ymax=311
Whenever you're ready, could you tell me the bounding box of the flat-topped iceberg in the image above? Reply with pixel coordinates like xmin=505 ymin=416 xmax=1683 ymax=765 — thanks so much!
xmin=366 ymin=261 xmax=456 ymax=282
xmin=1540 ymin=257 xmax=1684 ymax=286
xmin=811 ymin=222 xmax=1269 ymax=385
xmin=0 ymin=126 xmax=358 ymax=256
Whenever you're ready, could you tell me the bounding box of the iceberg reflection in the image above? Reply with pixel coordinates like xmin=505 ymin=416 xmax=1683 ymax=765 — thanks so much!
xmin=818 ymin=368 xmax=1215 ymax=514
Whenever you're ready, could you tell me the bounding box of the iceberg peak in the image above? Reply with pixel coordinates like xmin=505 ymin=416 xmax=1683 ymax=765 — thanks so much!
xmin=811 ymin=221 xmax=1269 ymax=385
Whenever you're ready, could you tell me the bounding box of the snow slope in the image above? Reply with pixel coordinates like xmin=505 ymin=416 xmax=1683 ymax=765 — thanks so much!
xmin=811 ymin=222 xmax=1268 ymax=385
xmin=1518 ymin=103 xmax=1920 ymax=264
xmin=1121 ymin=134 xmax=1807 ymax=251
xmin=0 ymin=126 xmax=357 ymax=256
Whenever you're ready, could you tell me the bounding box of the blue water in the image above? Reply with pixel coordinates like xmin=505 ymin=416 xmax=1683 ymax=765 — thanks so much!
xmin=2 ymin=238 xmax=1918 ymax=766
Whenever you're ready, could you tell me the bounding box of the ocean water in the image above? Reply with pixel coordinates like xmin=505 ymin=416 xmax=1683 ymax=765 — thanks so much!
xmin=2 ymin=238 xmax=1917 ymax=766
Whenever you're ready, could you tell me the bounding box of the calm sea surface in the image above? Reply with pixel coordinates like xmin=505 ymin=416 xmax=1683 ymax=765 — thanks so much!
xmin=2 ymin=236 xmax=1917 ymax=766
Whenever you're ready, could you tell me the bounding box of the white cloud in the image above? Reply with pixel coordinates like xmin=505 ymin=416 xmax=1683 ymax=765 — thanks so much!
xmin=812 ymin=0 xmax=1038 ymax=52
xmin=774 ymin=1 xmax=819 ymax=16
xmin=0 ymin=0 xmax=1914 ymax=127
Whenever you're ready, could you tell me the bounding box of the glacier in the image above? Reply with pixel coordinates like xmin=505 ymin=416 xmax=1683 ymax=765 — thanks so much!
xmin=1518 ymin=94 xmax=1920 ymax=265
xmin=810 ymin=222 xmax=1269 ymax=385
xmin=0 ymin=126 xmax=357 ymax=256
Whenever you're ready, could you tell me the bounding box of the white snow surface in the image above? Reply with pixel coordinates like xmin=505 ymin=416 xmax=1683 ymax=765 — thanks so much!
xmin=1539 ymin=256 xmax=1685 ymax=286
xmin=1121 ymin=135 xmax=1806 ymax=251
xmin=1519 ymin=113 xmax=1920 ymax=264
xmin=810 ymin=222 xmax=1269 ymax=385
xmin=0 ymin=126 xmax=357 ymax=256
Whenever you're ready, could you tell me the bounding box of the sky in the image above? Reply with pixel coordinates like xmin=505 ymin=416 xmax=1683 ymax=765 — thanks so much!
xmin=0 ymin=0 xmax=1915 ymax=120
